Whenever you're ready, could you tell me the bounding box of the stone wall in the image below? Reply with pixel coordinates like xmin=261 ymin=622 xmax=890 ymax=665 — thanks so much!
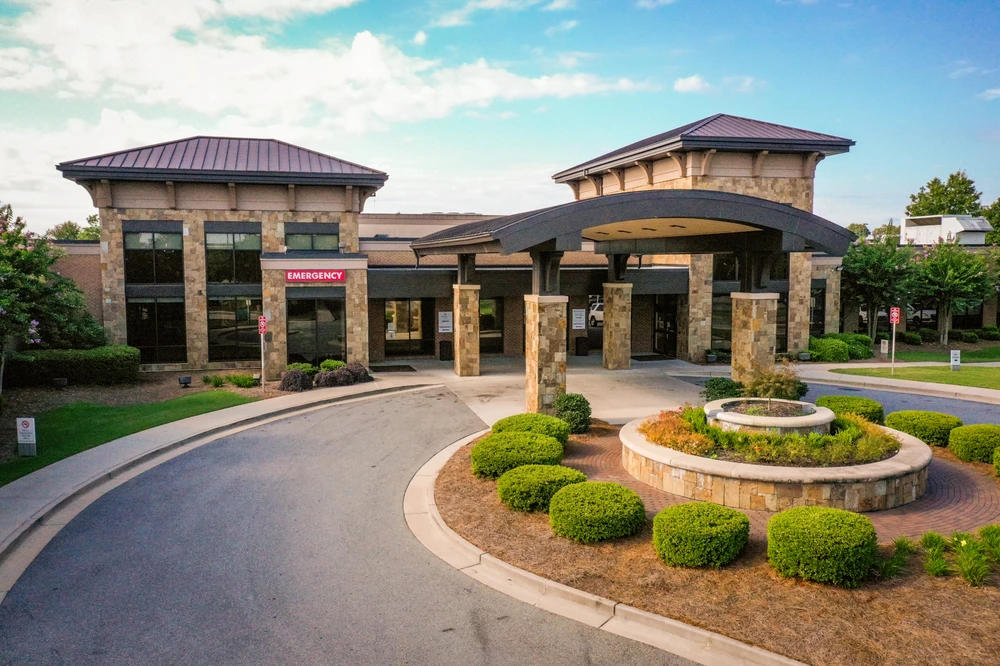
xmin=525 ymin=295 xmax=567 ymax=414
xmin=453 ymin=285 xmax=480 ymax=376
xmin=731 ymin=293 xmax=777 ymax=383
xmin=602 ymin=283 xmax=632 ymax=370
xmin=631 ymin=295 xmax=654 ymax=354
xmin=345 ymin=269 xmax=369 ymax=365
xmin=687 ymin=255 xmax=714 ymax=361
xmin=787 ymin=253 xmax=812 ymax=353
xmin=504 ymin=296 xmax=526 ymax=357
xmin=261 ymin=268 xmax=286 ymax=380
xmin=368 ymin=298 xmax=386 ymax=363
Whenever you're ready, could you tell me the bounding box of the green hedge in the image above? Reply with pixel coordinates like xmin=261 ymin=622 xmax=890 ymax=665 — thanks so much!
xmin=496 ymin=464 xmax=586 ymax=512
xmin=767 ymin=506 xmax=877 ymax=588
xmin=885 ymin=410 xmax=963 ymax=447
xmin=918 ymin=327 xmax=938 ymax=343
xmin=470 ymin=432 xmax=563 ymax=479
xmin=814 ymin=396 xmax=884 ymax=424
xmin=808 ymin=337 xmax=850 ymax=363
xmin=549 ymin=482 xmax=646 ymax=543
xmin=492 ymin=413 xmax=570 ymax=444
xmin=700 ymin=377 xmax=744 ymax=401
xmin=948 ymin=424 xmax=1000 ymax=463
xmin=898 ymin=331 xmax=922 ymax=345
xmin=319 ymin=359 xmax=346 ymax=372
xmin=822 ymin=333 xmax=874 ymax=360
xmin=995 ymin=446 xmax=1000 ymax=477
xmin=652 ymin=502 xmax=750 ymax=568
xmin=6 ymin=346 xmax=140 ymax=386
xmin=554 ymin=394 xmax=592 ymax=434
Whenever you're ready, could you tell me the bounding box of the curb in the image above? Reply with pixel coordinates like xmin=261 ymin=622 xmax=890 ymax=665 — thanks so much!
xmin=804 ymin=376 xmax=1000 ymax=406
xmin=403 ymin=434 xmax=805 ymax=666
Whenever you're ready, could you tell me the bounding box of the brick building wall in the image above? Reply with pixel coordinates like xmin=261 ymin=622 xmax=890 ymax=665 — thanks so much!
xmin=51 ymin=243 xmax=103 ymax=323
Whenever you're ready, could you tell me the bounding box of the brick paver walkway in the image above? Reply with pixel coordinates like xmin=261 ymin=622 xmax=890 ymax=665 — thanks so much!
xmin=566 ymin=429 xmax=1000 ymax=541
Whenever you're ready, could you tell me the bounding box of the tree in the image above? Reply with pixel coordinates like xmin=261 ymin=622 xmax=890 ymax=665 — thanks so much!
xmin=913 ymin=241 xmax=997 ymax=344
xmin=841 ymin=234 xmax=919 ymax=340
xmin=46 ymin=213 xmax=100 ymax=241
xmin=905 ymin=171 xmax=983 ymax=217
xmin=871 ymin=219 xmax=900 ymax=242
xmin=984 ymin=198 xmax=1000 ymax=246
xmin=846 ymin=223 xmax=870 ymax=239
xmin=79 ymin=214 xmax=101 ymax=240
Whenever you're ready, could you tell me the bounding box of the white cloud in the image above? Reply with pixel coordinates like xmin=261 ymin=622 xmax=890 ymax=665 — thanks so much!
xmin=979 ymin=89 xmax=1000 ymax=101
xmin=412 ymin=30 xmax=427 ymax=45
xmin=556 ymin=51 xmax=592 ymax=68
xmin=673 ymin=74 xmax=711 ymax=93
xmin=544 ymin=19 xmax=578 ymax=36
xmin=722 ymin=75 xmax=765 ymax=93
xmin=436 ymin=0 xmax=538 ymax=27
xmin=217 ymin=0 xmax=362 ymax=19
xmin=636 ymin=0 xmax=677 ymax=8
xmin=543 ymin=0 xmax=575 ymax=8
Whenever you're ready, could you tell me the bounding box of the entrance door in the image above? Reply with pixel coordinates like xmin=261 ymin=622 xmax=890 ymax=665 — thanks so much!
xmin=653 ymin=295 xmax=678 ymax=358
xmin=480 ymin=298 xmax=504 ymax=355
xmin=385 ymin=298 xmax=434 ymax=357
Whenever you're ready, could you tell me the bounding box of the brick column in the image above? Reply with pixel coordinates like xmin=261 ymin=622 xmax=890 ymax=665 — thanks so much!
xmin=346 ymin=269 xmax=369 ymax=366
xmin=525 ymin=295 xmax=568 ymax=414
xmin=787 ymin=252 xmax=812 ymax=353
xmin=824 ymin=268 xmax=841 ymax=335
xmin=684 ymin=254 xmax=713 ymax=362
xmin=730 ymin=292 xmax=778 ymax=384
xmin=453 ymin=285 xmax=480 ymax=377
xmin=602 ymin=283 xmax=632 ymax=369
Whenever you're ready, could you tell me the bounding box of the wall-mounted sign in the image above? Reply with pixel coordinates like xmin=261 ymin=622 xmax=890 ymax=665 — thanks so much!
xmin=285 ymin=270 xmax=345 ymax=283
xmin=572 ymin=309 xmax=586 ymax=330
xmin=438 ymin=311 xmax=453 ymax=334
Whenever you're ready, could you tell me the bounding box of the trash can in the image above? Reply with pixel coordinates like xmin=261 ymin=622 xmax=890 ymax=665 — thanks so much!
xmin=575 ymin=336 xmax=590 ymax=357
xmin=439 ymin=340 xmax=454 ymax=361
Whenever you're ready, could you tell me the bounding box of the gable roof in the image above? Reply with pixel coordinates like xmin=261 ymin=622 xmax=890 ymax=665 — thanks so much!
xmin=58 ymin=136 xmax=388 ymax=188
xmin=553 ymin=114 xmax=854 ymax=182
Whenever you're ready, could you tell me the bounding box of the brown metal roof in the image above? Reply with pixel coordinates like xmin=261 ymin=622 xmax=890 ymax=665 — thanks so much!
xmin=58 ymin=136 xmax=387 ymax=187
xmin=553 ymin=113 xmax=854 ymax=182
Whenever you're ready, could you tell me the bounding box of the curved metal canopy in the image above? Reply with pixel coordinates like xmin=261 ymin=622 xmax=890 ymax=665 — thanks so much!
xmin=411 ymin=189 xmax=855 ymax=257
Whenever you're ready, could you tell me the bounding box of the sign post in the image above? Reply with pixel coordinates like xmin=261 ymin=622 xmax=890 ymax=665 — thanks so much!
xmin=889 ymin=307 xmax=900 ymax=376
xmin=258 ymin=315 xmax=267 ymax=384
xmin=16 ymin=418 xmax=36 ymax=457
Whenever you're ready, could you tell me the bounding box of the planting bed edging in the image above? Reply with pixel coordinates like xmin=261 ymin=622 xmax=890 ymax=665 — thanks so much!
xmin=704 ymin=398 xmax=835 ymax=436
xmin=621 ymin=418 xmax=932 ymax=512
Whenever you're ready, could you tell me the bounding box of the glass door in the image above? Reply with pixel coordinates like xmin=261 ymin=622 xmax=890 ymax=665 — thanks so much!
xmin=653 ymin=295 xmax=678 ymax=358
xmin=385 ymin=299 xmax=434 ymax=357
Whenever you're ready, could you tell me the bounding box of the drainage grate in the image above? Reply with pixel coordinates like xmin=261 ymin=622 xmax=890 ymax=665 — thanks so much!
xmin=630 ymin=354 xmax=675 ymax=362
xmin=369 ymin=364 xmax=417 ymax=373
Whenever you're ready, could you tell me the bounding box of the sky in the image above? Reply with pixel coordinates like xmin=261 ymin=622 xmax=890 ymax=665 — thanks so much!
xmin=1 ymin=0 xmax=998 ymax=234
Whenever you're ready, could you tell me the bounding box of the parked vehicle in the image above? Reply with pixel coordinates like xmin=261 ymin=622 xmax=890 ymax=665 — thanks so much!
xmin=589 ymin=302 xmax=604 ymax=327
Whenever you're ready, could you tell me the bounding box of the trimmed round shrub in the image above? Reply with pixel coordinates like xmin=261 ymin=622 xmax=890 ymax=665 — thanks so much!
xmin=496 ymin=464 xmax=587 ymax=512
xmin=554 ymin=393 xmax=592 ymax=434
xmin=549 ymin=482 xmax=646 ymax=543
xmin=700 ymin=377 xmax=744 ymax=401
xmin=815 ymin=396 xmax=884 ymax=424
xmin=767 ymin=506 xmax=877 ymax=588
xmin=885 ymin=410 xmax=963 ymax=446
xmin=320 ymin=359 xmax=346 ymax=372
xmin=345 ymin=361 xmax=373 ymax=383
xmin=278 ymin=369 xmax=312 ymax=392
xmin=899 ymin=331 xmax=922 ymax=346
xmin=653 ymin=502 xmax=750 ymax=568
xmin=808 ymin=337 xmax=849 ymax=363
xmin=315 ymin=368 xmax=354 ymax=387
xmin=948 ymin=424 xmax=1000 ymax=463
xmin=470 ymin=432 xmax=563 ymax=479
xmin=492 ymin=413 xmax=570 ymax=444
xmin=286 ymin=362 xmax=318 ymax=376
xmin=957 ymin=330 xmax=979 ymax=343
xmin=918 ymin=327 xmax=938 ymax=343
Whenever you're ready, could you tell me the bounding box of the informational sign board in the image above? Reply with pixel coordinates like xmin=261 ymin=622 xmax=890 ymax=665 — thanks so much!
xmin=889 ymin=307 xmax=901 ymax=325
xmin=951 ymin=349 xmax=961 ymax=371
xmin=438 ymin=311 xmax=453 ymax=334
xmin=17 ymin=417 xmax=36 ymax=457
xmin=880 ymin=339 xmax=889 ymax=355
xmin=258 ymin=315 xmax=267 ymax=336
xmin=572 ymin=309 xmax=586 ymax=330
xmin=285 ymin=270 xmax=345 ymax=283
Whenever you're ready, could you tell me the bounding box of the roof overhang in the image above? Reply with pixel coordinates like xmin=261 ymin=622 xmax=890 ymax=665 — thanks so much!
xmin=57 ymin=166 xmax=388 ymax=189
xmin=411 ymin=189 xmax=856 ymax=257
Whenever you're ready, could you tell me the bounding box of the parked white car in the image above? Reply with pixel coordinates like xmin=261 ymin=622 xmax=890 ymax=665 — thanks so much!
xmin=589 ymin=302 xmax=604 ymax=327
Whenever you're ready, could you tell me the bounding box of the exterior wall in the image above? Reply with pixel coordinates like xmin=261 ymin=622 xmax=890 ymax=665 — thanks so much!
xmin=368 ymin=298 xmax=386 ymax=363
xmin=261 ymin=268 xmax=286 ymax=380
xmin=453 ymin=285 xmax=480 ymax=376
xmin=985 ymin=296 xmax=999 ymax=330
xmin=525 ymin=295 xmax=567 ymax=414
xmin=567 ymin=295 xmax=589 ymax=355
xmin=731 ymin=293 xmax=778 ymax=383
xmin=434 ymin=297 xmax=454 ymax=359
xmin=51 ymin=244 xmax=103 ymax=323
xmin=812 ymin=259 xmax=844 ymax=335
xmin=687 ymin=255 xmax=714 ymax=361
xmin=631 ymin=295 xmax=654 ymax=354
xmin=602 ymin=283 xmax=632 ymax=370
xmin=345 ymin=269 xmax=369 ymax=365
xmin=787 ymin=252 xmax=812 ymax=353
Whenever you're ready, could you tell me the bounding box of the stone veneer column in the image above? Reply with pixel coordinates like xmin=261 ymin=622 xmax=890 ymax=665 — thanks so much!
xmin=602 ymin=283 xmax=632 ymax=370
xmin=261 ymin=268 xmax=286 ymax=381
xmin=182 ymin=216 xmax=209 ymax=368
xmin=525 ymin=295 xmax=568 ymax=414
xmin=345 ymin=269 xmax=369 ymax=366
xmin=787 ymin=253 xmax=812 ymax=353
xmin=824 ymin=267 xmax=842 ymax=334
xmin=685 ymin=254 xmax=713 ymax=362
xmin=97 ymin=207 xmax=127 ymax=344
xmin=730 ymin=292 xmax=778 ymax=384
xmin=453 ymin=285 xmax=480 ymax=377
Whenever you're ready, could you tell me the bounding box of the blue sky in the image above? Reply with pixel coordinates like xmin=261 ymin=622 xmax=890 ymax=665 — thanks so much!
xmin=1 ymin=0 xmax=997 ymax=232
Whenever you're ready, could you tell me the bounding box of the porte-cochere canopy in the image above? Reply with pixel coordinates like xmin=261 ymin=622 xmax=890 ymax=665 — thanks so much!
xmin=410 ymin=189 xmax=855 ymax=258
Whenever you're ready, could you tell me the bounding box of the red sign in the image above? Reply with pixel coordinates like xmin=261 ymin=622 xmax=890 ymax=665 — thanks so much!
xmin=889 ymin=307 xmax=900 ymax=325
xmin=285 ymin=270 xmax=345 ymax=283
xmin=258 ymin=315 xmax=267 ymax=336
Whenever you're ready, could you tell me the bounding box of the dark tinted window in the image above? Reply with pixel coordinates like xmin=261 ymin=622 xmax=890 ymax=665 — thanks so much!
xmin=285 ymin=233 xmax=340 ymax=251
xmin=206 ymin=232 xmax=261 ymax=283
xmin=208 ymin=297 xmax=263 ymax=361
xmin=286 ymin=298 xmax=345 ymax=365
xmin=126 ymin=297 xmax=187 ymax=364
xmin=124 ymin=232 xmax=182 ymax=284
xmin=713 ymin=254 xmax=739 ymax=282
xmin=710 ymin=295 xmax=732 ymax=351
xmin=810 ymin=287 xmax=826 ymax=338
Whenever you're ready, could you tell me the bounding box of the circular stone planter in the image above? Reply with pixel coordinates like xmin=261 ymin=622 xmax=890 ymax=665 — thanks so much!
xmin=620 ymin=418 xmax=932 ymax=512
xmin=704 ymin=398 xmax=835 ymax=436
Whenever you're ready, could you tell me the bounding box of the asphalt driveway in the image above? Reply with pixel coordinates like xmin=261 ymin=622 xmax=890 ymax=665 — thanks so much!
xmin=0 ymin=387 xmax=688 ymax=665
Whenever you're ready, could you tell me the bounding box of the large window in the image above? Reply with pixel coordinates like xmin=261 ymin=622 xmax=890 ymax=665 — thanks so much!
xmin=126 ymin=297 xmax=187 ymax=364
xmin=713 ymin=254 xmax=739 ymax=282
xmin=287 ymin=298 xmax=346 ymax=365
xmin=776 ymin=293 xmax=789 ymax=354
xmin=124 ymin=232 xmax=183 ymax=284
xmin=953 ymin=300 xmax=984 ymax=330
xmin=770 ymin=254 xmax=790 ymax=280
xmin=285 ymin=233 xmax=340 ymax=251
xmin=206 ymin=233 xmax=262 ymax=283
xmin=208 ymin=297 xmax=263 ymax=361
xmin=810 ymin=287 xmax=826 ymax=338
xmin=480 ymin=298 xmax=504 ymax=355
xmin=710 ymin=295 xmax=732 ymax=351
xmin=385 ymin=299 xmax=434 ymax=357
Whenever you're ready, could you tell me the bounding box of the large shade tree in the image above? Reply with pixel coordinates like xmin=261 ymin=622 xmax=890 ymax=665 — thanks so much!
xmin=841 ymin=234 xmax=919 ymax=340
xmin=46 ymin=214 xmax=100 ymax=241
xmin=906 ymin=171 xmax=983 ymax=217
xmin=914 ymin=241 xmax=997 ymax=344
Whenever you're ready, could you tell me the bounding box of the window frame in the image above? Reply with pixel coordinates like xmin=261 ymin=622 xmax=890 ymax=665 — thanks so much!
xmin=123 ymin=232 xmax=184 ymax=285
xmin=205 ymin=232 xmax=262 ymax=284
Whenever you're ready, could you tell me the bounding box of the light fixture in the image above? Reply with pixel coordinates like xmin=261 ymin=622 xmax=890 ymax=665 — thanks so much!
xmin=178 ymin=376 xmax=192 ymax=388
xmin=670 ymin=224 xmax=686 ymax=229
xmin=641 ymin=227 xmax=656 ymax=232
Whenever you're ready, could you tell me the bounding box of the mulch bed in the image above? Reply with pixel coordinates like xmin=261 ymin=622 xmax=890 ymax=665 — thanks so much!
xmin=435 ymin=428 xmax=1000 ymax=666
xmin=726 ymin=400 xmax=813 ymax=417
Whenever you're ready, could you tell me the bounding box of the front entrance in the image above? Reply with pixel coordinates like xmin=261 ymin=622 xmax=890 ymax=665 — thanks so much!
xmin=480 ymin=298 xmax=504 ymax=355
xmin=385 ymin=298 xmax=435 ymax=357
xmin=653 ymin=294 xmax=678 ymax=357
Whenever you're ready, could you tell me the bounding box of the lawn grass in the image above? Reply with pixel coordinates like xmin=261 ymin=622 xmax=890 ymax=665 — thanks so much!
xmin=893 ymin=345 xmax=1000 ymax=363
xmin=834 ymin=366 xmax=1000 ymax=390
xmin=0 ymin=391 xmax=256 ymax=487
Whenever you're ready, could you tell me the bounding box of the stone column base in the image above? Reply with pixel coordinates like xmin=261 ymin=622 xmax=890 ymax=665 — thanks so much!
xmin=454 ymin=285 xmax=480 ymax=377
xmin=731 ymin=292 xmax=778 ymax=384
xmin=525 ymin=295 xmax=568 ymax=414
xmin=602 ymin=283 xmax=632 ymax=370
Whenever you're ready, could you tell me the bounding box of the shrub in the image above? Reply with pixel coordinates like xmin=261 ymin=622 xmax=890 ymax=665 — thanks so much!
xmin=948 ymin=424 xmax=1000 ymax=463
xmin=226 ymin=373 xmax=257 ymax=388
xmin=345 ymin=361 xmax=373 ymax=383
xmin=709 ymin=349 xmax=732 ymax=364
xmin=549 ymin=482 xmax=646 ymax=544
xmin=638 ymin=410 xmax=715 ymax=456
xmin=885 ymin=410 xmax=963 ymax=446
xmin=700 ymin=377 xmax=744 ymax=402
xmin=808 ymin=337 xmax=850 ymax=363
xmin=953 ymin=536 xmax=991 ymax=587
xmin=470 ymin=432 xmax=563 ymax=479
xmin=314 ymin=369 xmax=355 ymax=387
xmin=767 ymin=506 xmax=878 ymax=588
xmin=918 ymin=327 xmax=938 ymax=343
xmin=876 ymin=536 xmax=916 ymax=580
xmin=959 ymin=330 xmax=980 ymax=344
xmin=980 ymin=325 xmax=1000 ymax=341
xmin=653 ymin=503 xmax=750 ymax=568
xmin=202 ymin=374 xmax=224 ymax=388
xmin=278 ymin=369 xmax=312 ymax=392
xmin=823 ymin=333 xmax=874 ymax=360
xmin=554 ymin=393 xmax=592 ymax=434
xmin=5 ymin=345 xmax=141 ymax=386
xmin=742 ymin=362 xmax=808 ymax=401
xmin=921 ymin=531 xmax=947 ymax=551
xmin=496 ymin=464 xmax=587 ymax=512
xmin=979 ymin=525 xmax=1000 ymax=562
xmin=492 ymin=413 xmax=571 ymax=445
xmin=995 ymin=446 xmax=1000 ymax=477
xmin=897 ymin=331 xmax=922 ymax=345
xmin=814 ymin=396 xmax=884 ymax=424
xmin=320 ymin=359 xmax=346 ymax=372
xmin=286 ymin=362 xmax=318 ymax=376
